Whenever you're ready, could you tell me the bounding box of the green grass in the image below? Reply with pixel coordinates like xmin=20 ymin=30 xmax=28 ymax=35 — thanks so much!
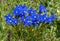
xmin=0 ymin=0 xmax=60 ymax=41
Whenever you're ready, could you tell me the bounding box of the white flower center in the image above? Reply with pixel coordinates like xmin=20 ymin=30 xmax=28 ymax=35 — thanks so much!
xmin=44 ymin=18 xmax=46 ymax=20
xmin=28 ymin=21 xmax=30 ymax=22
xmin=10 ymin=20 xmax=12 ymax=22
xmin=16 ymin=11 xmax=18 ymax=13
xmin=31 ymin=11 xmax=33 ymax=13
xmin=24 ymin=19 xmax=25 ymax=21
xmin=34 ymin=16 xmax=36 ymax=18
xmin=15 ymin=21 xmax=17 ymax=23
xmin=9 ymin=17 xmax=11 ymax=19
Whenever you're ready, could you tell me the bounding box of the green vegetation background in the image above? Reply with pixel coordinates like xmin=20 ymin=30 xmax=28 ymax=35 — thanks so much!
xmin=0 ymin=0 xmax=60 ymax=41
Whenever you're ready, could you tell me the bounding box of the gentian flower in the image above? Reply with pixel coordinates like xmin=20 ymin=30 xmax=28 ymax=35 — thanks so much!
xmin=51 ymin=13 xmax=57 ymax=20
xmin=24 ymin=20 xmax=32 ymax=26
xmin=20 ymin=16 xmax=25 ymax=22
xmin=4 ymin=4 xmax=57 ymax=27
xmin=40 ymin=14 xmax=47 ymax=22
xmin=12 ymin=5 xmax=21 ymax=15
xmin=39 ymin=3 xmax=47 ymax=13
xmin=12 ymin=4 xmax=28 ymax=16
xmin=4 ymin=13 xmax=13 ymax=24
xmin=4 ymin=13 xmax=18 ymax=25
xmin=32 ymin=20 xmax=39 ymax=26
xmin=28 ymin=7 xmax=37 ymax=15
xmin=36 ymin=14 xmax=41 ymax=21
xmin=45 ymin=13 xmax=56 ymax=24
xmin=11 ymin=18 xmax=18 ymax=25
xmin=20 ymin=16 xmax=32 ymax=26
xmin=30 ymin=14 xmax=37 ymax=21
xmin=19 ymin=4 xmax=28 ymax=16
xmin=24 ymin=17 xmax=32 ymax=26
xmin=45 ymin=16 xmax=53 ymax=24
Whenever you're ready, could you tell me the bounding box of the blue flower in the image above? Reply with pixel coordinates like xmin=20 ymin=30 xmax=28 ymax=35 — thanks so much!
xmin=19 ymin=4 xmax=28 ymax=15
xmin=12 ymin=5 xmax=22 ymax=15
xmin=51 ymin=13 xmax=57 ymax=20
xmin=4 ymin=4 xmax=57 ymax=27
xmin=36 ymin=14 xmax=41 ymax=21
xmin=11 ymin=18 xmax=18 ymax=25
xmin=24 ymin=17 xmax=32 ymax=26
xmin=40 ymin=14 xmax=47 ymax=22
xmin=28 ymin=7 xmax=37 ymax=15
xmin=39 ymin=3 xmax=47 ymax=13
xmin=30 ymin=14 xmax=37 ymax=21
xmin=4 ymin=13 xmax=12 ymax=24
xmin=20 ymin=16 xmax=25 ymax=22
xmin=20 ymin=16 xmax=32 ymax=26
xmin=4 ymin=13 xmax=18 ymax=25
xmin=45 ymin=16 xmax=53 ymax=24
xmin=24 ymin=20 xmax=32 ymax=26
xmin=32 ymin=20 xmax=39 ymax=26
xmin=45 ymin=13 xmax=56 ymax=24
xmin=12 ymin=4 xmax=28 ymax=16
